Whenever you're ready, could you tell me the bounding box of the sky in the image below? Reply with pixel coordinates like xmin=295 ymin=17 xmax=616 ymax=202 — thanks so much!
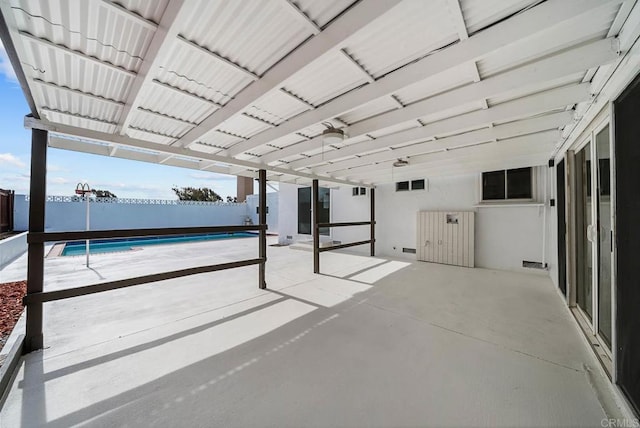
xmin=0 ymin=39 xmax=246 ymax=200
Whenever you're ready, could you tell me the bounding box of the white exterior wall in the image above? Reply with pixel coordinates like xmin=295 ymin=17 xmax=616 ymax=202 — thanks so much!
xmin=245 ymin=192 xmax=279 ymax=234
xmin=279 ymin=172 xmax=549 ymax=273
xmin=13 ymin=195 xmax=278 ymax=232
xmin=0 ymin=231 xmax=27 ymax=269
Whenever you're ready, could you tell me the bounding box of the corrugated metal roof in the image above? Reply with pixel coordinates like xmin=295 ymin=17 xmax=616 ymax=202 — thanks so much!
xmin=19 ymin=37 xmax=133 ymax=101
xmin=460 ymin=0 xmax=537 ymax=35
xmin=178 ymin=0 xmax=313 ymax=76
xmin=486 ymin=73 xmax=584 ymax=106
xmin=129 ymin=109 xmax=193 ymax=139
xmin=247 ymin=89 xmax=311 ymax=126
xmin=140 ymin=82 xmax=217 ymax=124
xmin=43 ymin=109 xmax=117 ymax=134
xmin=127 ymin=128 xmax=176 ymax=145
xmin=292 ymin=0 xmax=357 ymax=28
xmin=12 ymin=0 xmax=156 ymax=72
xmin=393 ymin=64 xmax=472 ymax=105
xmin=283 ymin=50 xmax=369 ymax=107
xmin=477 ymin=2 xmax=620 ymax=78
xmin=111 ymin=0 xmax=169 ymax=23
xmin=155 ymin=40 xmax=254 ymax=107
xmin=338 ymin=97 xmax=400 ymax=125
xmin=217 ymin=114 xmax=272 ymax=139
xmin=198 ymin=130 xmax=245 ymax=149
xmin=345 ymin=0 xmax=458 ymax=79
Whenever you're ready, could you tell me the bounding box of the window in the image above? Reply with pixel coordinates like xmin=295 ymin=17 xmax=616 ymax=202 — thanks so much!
xmin=352 ymin=187 xmax=367 ymax=196
xmin=396 ymin=181 xmax=409 ymax=191
xmin=396 ymin=179 xmax=425 ymax=192
xmin=411 ymin=179 xmax=425 ymax=190
xmin=482 ymin=168 xmax=532 ymax=201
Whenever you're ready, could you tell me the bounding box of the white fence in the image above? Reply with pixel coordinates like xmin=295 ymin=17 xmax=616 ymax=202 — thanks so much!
xmin=0 ymin=231 xmax=27 ymax=269
xmin=13 ymin=194 xmax=278 ymax=233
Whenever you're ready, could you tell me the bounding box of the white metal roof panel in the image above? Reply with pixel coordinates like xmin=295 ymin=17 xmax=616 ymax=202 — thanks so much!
xmin=345 ymin=0 xmax=458 ymax=79
xmin=156 ymin=40 xmax=254 ymax=107
xmin=283 ymin=50 xmax=369 ymax=107
xmin=338 ymin=97 xmax=400 ymax=125
xmin=199 ymin=130 xmax=245 ymax=149
xmin=127 ymin=128 xmax=176 ymax=145
xmin=486 ymin=73 xmax=584 ymax=107
xmin=476 ymin=3 xmax=620 ymax=78
xmin=18 ymin=36 xmax=133 ymax=101
xmin=141 ymin=82 xmax=217 ymax=125
xmin=43 ymin=109 xmax=117 ymax=134
xmin=12 ymin=0 xmax=155 ymax=72
xmin=128 ymin=109 xmax=193 ymax=140
xmin=217 ymin=115 xmax=272 ymax=140
xmin=393 ymin=64 xmax=473 ymax=106
xmin=31 ymin=82 xmax=122 ymax=124
xmin=112 ymin=0 xmax=170 ymax=23
xmin=292 ymin=0 xmax=356 ymax=28
xmin=179 ymin=0 xmax=313 ymax=76
xmin=460 ymin=0 xmax=537 ymax=35
xmin=247 ymin=90 xmax=311 ymax=126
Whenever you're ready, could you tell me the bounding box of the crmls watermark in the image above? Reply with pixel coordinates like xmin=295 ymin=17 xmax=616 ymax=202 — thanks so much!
xmin=601 ymin=418 xmax=640 ymax=428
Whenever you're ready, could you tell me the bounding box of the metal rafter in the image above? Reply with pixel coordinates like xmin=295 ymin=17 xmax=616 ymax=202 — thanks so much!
xmin=117 ymin=0 xmax=188 ymax=135
xmin=174 ymin=0 xmax=403 ymax=148
xmin=223 ymin=0 xmax=616 ymax=158
xmin=25 ymin=117 xmax=371 ymax=188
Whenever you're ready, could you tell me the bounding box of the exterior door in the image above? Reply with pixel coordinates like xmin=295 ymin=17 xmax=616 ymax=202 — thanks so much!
xmin=574 ymin=142 xmax=594 ymax=320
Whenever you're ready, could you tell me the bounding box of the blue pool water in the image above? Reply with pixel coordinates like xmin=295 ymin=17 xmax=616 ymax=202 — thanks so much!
xmin=60 ymin=232 xmax=257 ymax=256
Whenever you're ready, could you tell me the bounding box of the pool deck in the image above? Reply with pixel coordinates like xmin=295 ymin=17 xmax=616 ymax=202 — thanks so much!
xmin=0 ymin=236 xmax=628 ymax=427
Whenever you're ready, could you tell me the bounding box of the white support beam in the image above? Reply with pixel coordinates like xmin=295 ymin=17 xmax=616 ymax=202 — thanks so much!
xmin=174 ymin=0 xmax=402 ymax=148
xmin=319 ymin=111 xmax=572 ymax=174
xmin=347 ymin=37 xmax=617 ymax=138
xmin=117 ymin=0 xmax=187 ymax=135
xmin=109 ymin=145 xmax=118 ymax=156
xmin=224 ymin=0 xmax=617 ymax=157
xmin=284 ymin=83 xmax=591 ymax=170
xmin=448 ymin=0 xmax=469 ymax=40
xmin=25 ymin=117 xmax=369 ymax=187
xmin=281 ymin=0 xmax=321 ymax=35
xmin=367 ymin=155 xmax=551 ymax=184
xmin=18 ymin=31 xmax=137 ymax=77
xmin=176 ymin=35 xmax=259 ymax=81
xmin=339 ymin=130 xmax=559 ymax=179
xmin=48 ymin=135 xmax=240 ymax=177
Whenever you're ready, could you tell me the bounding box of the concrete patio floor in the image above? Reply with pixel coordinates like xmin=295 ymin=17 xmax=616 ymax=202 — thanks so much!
xmin=0 ymin=237 xmax=625 ymax=427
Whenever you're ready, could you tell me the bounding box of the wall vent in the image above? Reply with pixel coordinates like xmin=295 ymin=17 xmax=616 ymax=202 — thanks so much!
xmin=402 ymin=247 xmax=416 ymax=254
xmin=522 ymin=260 xmax=547 ymax=269
xmin=286 ymin=235 xmax=293 ymax=240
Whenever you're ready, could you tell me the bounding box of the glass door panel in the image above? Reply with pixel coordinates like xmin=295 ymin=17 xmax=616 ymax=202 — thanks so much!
xmin=596 ymin=125 xmax=612 ymax=347
xmin=575 ymin=143 xmax=593 ymax=320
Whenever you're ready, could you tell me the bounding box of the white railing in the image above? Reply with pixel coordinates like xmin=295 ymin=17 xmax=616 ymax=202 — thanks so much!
xmin=23 ymin=195 xmax=245 ymax=206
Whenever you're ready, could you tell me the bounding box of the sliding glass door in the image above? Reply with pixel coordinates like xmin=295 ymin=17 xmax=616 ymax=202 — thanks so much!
xmin=571 ymin=122 xmax=613 ymax=351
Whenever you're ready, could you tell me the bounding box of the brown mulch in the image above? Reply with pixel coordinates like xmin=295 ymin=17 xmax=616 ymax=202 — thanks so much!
xmin=0 ymin=281 xmax=26 ymax=348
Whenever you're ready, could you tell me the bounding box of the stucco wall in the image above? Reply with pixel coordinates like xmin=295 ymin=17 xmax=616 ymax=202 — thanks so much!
xmin=279 ymin=171 xmax=549 ymax=274
xmin=13 ymin=195 xmax=277 ymax=232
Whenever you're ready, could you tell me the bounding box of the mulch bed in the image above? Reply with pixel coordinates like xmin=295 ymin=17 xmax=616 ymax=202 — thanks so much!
xmin=0 ymin=281 xmax=27 ymax=350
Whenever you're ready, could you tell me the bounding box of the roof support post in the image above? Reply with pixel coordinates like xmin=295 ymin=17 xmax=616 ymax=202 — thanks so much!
xmin=258 ymin=169 xmax=267 ymax=289
xmin=24 ymin=128 xmax=47 ymax=353
xmin=370 ymin=187 xmax=375 ymax=257
xmin=312 ymin=179 xmax=319 ymax=274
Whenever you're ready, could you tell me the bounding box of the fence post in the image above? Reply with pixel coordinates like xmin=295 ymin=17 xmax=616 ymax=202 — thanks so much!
xmin=370 ymin=187 xmax=375 ymax=257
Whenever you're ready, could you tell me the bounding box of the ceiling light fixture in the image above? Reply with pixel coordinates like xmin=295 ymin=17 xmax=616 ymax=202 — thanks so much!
xmin=321 ymin=122 xmax=345 ymax=146
xmin=393 ymin=159 xmax=409 ymax=167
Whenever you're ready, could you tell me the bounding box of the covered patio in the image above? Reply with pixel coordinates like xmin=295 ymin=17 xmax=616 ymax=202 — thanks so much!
xmin=1 ymin=0 xmax=640 ymax=425
xmin=0 ymin=238 xmax=621 ymax=426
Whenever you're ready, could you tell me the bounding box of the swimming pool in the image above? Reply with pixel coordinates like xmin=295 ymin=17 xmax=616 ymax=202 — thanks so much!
xmin=60 ymin=232 xmax=257 ymax=256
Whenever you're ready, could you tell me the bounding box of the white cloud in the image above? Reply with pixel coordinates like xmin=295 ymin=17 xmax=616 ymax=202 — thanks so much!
xmin=48 ymin=177 xmax=69 ymax=184
xmin=0 ymin=39 xmax=18 ymax=83
xmin=0 ymin=153 xmax=26 ymax=168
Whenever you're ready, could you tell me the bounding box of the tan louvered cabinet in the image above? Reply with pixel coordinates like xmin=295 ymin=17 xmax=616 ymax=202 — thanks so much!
xmin=416 ymin=211 xmax=474 ymax=267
